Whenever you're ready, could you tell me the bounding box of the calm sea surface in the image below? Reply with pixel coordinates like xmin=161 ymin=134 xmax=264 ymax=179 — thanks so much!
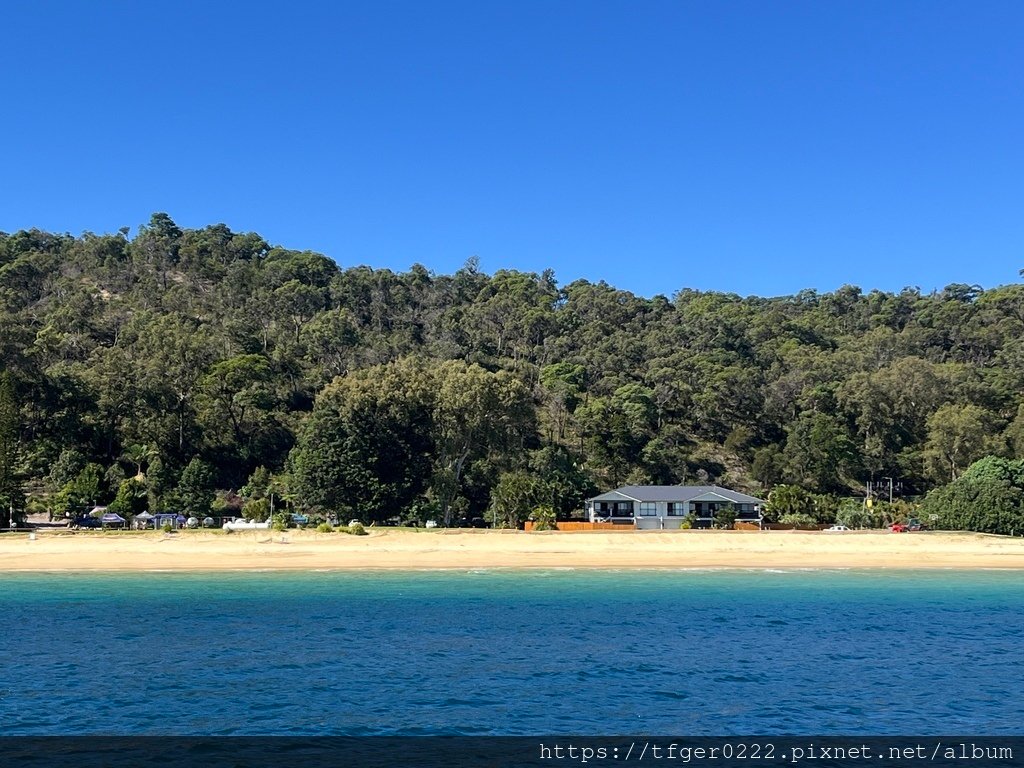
xmin=1 ymin=569 xmax=1021 ymax=735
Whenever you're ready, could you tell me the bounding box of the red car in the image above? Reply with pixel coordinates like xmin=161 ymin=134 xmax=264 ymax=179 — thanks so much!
xmin=890 ymin=522 xmax=907 ymax=533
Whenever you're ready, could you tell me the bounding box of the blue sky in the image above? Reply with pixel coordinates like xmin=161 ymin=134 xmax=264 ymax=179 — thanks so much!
xmin=2 ymin=1 xmax=1022 ymax=298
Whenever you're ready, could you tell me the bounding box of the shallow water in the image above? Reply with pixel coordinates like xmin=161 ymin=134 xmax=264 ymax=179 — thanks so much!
xmin=1 ymin=569 xmax=1021 ymax=734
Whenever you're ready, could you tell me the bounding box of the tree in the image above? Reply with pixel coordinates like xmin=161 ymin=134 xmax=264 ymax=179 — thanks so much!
xmin=52 ymin=463 xmax=104 ymax=520
xmin=487 ymin=471 xmax=537 ymax=529
xmin=528 ymin=445 xmax=595 ymax=517
xmin=431 ymin=361 xmax=535 ymax=526
xmin=782 ymin=412 xmax=860 ymax=492
xmin=108 ymin=477 xmax=148 ymax=517
xmin=924 ymin=403 xmax=1001 ymax=483
xmin=120 ymin=443 xmax=156 ymax=479
xmin=289 ymin=359 xmax=435 ymax=522
xmin=763 ymin=484 xmax=816 ymax=523
xmin=175 ymin=457 xmax=216 ymax=517
xmin=197 ymin=354 xmax=288 ymax=473
xmin=0 ymin=372 xmax=25 ymax=525
xmin=919 ymin=456 xmax=1024 ymax=535
xmin=1002 ymin=404 xmax=1024 ymax=459
xmin=242 ymin=466 xmax=272 ymax=500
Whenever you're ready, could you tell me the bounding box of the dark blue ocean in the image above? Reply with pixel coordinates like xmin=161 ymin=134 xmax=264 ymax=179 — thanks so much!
xmin=1 ymin=569 xmax=1022 ymax=735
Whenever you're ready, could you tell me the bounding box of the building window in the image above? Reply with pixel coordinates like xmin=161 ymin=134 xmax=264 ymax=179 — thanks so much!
xmin=695 ymin=502 xmax=717 ymax=518
xmin=667 ymin=502 xmax=687 ymax=516
xmin=639 ymin=502 xmax=657 ymax=516
xmin=612 ymin=502 xmax=634 ymax=517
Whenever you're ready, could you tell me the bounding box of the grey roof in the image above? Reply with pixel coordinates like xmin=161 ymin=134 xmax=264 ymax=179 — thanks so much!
xmin=588 ymin=485 xmax=765 ymax=505
xmin=586 ymin=490 xmax=639 ymax=503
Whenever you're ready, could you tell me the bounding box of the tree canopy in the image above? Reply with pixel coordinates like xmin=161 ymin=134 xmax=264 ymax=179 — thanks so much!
xmin=3 ymin=214 xmax=1024 ymax=526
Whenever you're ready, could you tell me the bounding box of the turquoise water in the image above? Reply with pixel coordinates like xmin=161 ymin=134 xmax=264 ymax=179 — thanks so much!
xmin=1 ymin=569 xmax=1022 ymax=735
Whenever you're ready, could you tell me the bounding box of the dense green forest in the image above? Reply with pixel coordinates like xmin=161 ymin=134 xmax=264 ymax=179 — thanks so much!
xmin=2 ymin=214 xmax=1024 ymax=531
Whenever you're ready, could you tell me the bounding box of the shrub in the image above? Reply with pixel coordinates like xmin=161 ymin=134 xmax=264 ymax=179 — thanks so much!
xmin=243 ymin=497 xmax=271 ymax=522
xmin=530 ymin=505 xmax=556 ymax=531
xmin=765 ymin=485 xmax=815 ymax=523
xmin=713 ymin=504 xmax=737 ymax=529
xmin=161 ymin=523 xmax=173 ymax=533
xmin=316 ymin=522 xmax=334 ymax=533
xmin=778 ymin=512 xmax=817 ymax=529
xmin=348 ymin=522 xmax=367 ymax=536
xmin=835 ymin=500 xmax=880 ymax=529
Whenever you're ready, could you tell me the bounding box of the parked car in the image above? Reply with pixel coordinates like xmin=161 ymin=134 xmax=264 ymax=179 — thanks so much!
xmin=890 ymin=522 xmax=907 ymax=533
xmin=824 ymin=525 xmax=850 ymax=532
xmin=906 ymin=517 xmax=927 ymax=531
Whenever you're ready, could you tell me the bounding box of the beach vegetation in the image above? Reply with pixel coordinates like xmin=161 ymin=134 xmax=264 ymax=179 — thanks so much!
xmin=777 ymin=512 xmax=818 ymax=529
xmin=0 ymin=371 xmax=26 ymax=526
xmin=763 ymin=485 xmax=815 ymax=522
xmin=3 ymin=217 xmax=1024 ymax=535
xmin=487 ymin=470 xmax=537 ymax=529
xmin=175 ymin=457 xmax=217 ymax=517
xmin=107 ymin=477 xmax=148 ymax=518
xmin=243 ymin=497 xmax=271 ymax=522
xmin=919 ymin=456 xmax=1024 ymax=536
xmin=529 ymin=504 xmax=557 ymax=531
xmin=713 ymin=503 xmax=737 ymax=529
xmin=51 ymin=463 xmax=104 ymax=520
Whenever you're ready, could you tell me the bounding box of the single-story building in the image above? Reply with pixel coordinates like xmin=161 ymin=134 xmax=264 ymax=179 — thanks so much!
xmin=585 ymin=485 xmax=766 ymax=530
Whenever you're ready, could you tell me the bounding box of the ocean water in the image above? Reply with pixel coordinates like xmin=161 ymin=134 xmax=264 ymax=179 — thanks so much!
xmin=1 ymin=569 xmax=1022 ymax=735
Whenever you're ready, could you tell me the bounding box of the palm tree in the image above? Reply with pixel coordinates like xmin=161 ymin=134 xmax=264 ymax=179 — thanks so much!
xmin=121 ymin=443 xmax=157 ymax=479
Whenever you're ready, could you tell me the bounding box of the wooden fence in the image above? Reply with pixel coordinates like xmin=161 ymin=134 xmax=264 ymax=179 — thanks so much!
xmin=523 ymin=521 xmax=632 ymax=531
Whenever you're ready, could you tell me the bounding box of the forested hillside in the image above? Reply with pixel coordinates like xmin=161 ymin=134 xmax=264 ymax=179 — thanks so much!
xmin=2 ymin=214 xmax=1024 ymax=527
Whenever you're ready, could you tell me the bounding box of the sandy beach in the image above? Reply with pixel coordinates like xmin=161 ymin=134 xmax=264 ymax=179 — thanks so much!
xmin=1 ymin=528 xmax=1024 ymax=571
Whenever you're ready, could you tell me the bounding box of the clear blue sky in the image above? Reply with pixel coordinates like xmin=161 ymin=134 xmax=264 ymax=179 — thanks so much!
xmin=2 ymin=1 xmax=1022 ymax=298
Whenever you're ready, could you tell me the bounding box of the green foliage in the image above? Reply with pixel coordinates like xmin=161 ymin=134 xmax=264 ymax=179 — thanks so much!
xmin=487 ymin=471 xmax=537 ymax=529
xmin=713 ymin=503 xmax=737 ymax=529
xmin=764 ymin=485 xmax=816 ymax=522
xmin=315 ymin=522 xmax=334 ymax=533
xmin=347 ymin=521 xmax=367 ymax=536
xmin=45 ymin=448 xmax=86 ymax=494
xmin=108 ymin=477 xmax=148 ymax=517
xmin=529 ymin=504 xmax=557 ymax=531
xmin=0 ymin=371 xmax=25 ymax=524
xmin=53 ymin=463 xmax=104 ymax=519
xmin=289 ymin=358 xmax=435 ymax=523
xmin=919 ymin=455 xmax=1024 ymax=535
xmin=242 ymin=466 xmax=272 ymax=499
xmin=7 ymin=216 xmax=1024 ymax=524
xmin=243 ymin=497 xmax=271 ymax=522
xmin=923 ymin=403 xmax=1001 ymax=483
xmin=176 ymin=457 xmax=216 ymax=517
xmin=835 ymin=499 xmax=883 ymax=529
xmin=777 ymin=512 xmax=818 ymax=528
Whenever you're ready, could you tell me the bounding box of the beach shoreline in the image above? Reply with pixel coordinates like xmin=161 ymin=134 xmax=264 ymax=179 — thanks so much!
xmin=2 ymin=529 xmax=1024 ymax=571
